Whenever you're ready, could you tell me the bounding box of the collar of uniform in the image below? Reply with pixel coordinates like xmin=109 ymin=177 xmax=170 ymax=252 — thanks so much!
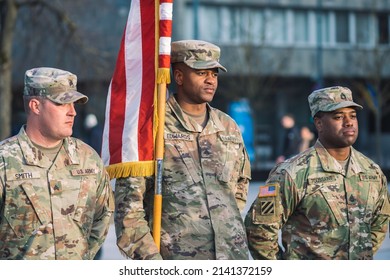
xmin=314 ymin=140 xmax=363 ymax=176
xmin=18 ymin=125 xmax=80 ymax=167
xmin=62 ymin=137 xmax=81 ymax=165
xmin=167 ymin=94 xmax=225 ymax=134
xmin=203 ymin=106 xmax=225 ymax=135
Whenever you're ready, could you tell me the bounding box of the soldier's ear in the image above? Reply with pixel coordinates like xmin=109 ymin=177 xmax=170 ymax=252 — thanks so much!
xmin=314 ymin=116 xmax=322 ymax=132
xmin=174 ymin=68 xmax=183 ymax=85
xmin=29 ymin=98 xmax=41 ymax=114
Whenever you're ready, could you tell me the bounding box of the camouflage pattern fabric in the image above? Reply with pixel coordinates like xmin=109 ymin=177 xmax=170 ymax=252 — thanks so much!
xmin=245 ymin=140 xmax=390 ymax=260
xmin=171 ymin=40 xmax=227 ymax=72
xmin=115 ymin=94 xmax=251 ymax=260
xmin=308 ymin=86 xmax=362 ymax=117
xmin=24 ymin=67 xmax=88 ymax=104
xmin=0 ymin=126 xmax=114 ymax=260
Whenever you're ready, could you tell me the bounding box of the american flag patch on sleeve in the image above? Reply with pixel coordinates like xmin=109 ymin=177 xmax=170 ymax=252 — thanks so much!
xmin=258 ymin=184 xmax=277 ymax=197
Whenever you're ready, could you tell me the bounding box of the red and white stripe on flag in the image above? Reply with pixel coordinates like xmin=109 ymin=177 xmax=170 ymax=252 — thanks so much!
xmin=102 ymin=0 xmax=157 ymax=178
xmin=157 ymin=0 xmax=173 ymax=84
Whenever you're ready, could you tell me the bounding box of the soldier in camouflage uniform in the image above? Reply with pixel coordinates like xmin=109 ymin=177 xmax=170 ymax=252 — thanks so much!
xmin=245 ymin=86 xmax=390 ymax=260
xmin=115 ymin=40 xmax=251 ymax=260
xmin=0 ymin=67 xmax=114 ymax=259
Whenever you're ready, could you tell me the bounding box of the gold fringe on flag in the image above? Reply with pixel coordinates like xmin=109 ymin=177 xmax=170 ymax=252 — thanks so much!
xmin=105 ymin=161 xmax=155 ymax=179
xmin=157 ymin=68 xmax=171 ymax=84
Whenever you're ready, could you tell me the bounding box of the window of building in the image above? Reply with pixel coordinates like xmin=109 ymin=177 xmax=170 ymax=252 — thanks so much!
xmin=378 ymin=13 xmax=390 ymax=44
xmin=335 ymin=11 xmax=350 ymax=43
xmin=294 ymin=10 xmax=309 ymax=43
xmin=197 ymin=6 xmax=265 ymax=45
xmin=197 ymin=6 xmax=220 ymax=42
xmin=232 ymin=7 xmax=264 ymax=44
xmin=265 ymin=9 xmax=287 ymax=45
xmin=228 ymin=7 xmax=242 ymax=44
xmin=355 ymin=12 xmax=371 ymax=45
xmin=244 ymin=8 xmax=264 ymax=45
xmin=193 ymin=4 xmax=389 ymax=50
xmin=318 ymin=11 xmax=331 ymax=45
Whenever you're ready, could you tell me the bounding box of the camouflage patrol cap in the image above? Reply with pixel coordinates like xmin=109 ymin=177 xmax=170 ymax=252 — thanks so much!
xmin=24 ymin=67 xmax=88 ymax=104
xmin=171 ymin=40 xmax=227 ymax=72
xmin=308 ymin=86 xmax=363 ymax=117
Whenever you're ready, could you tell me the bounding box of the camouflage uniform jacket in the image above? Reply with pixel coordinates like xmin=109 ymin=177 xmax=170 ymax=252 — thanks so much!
xmin=115 ymin=94 xmax=251 ymax=260
xmin=245 ymin=140 xmax=390 ymax=260
xmin=0 ymin=126 xmax=114 ymax=259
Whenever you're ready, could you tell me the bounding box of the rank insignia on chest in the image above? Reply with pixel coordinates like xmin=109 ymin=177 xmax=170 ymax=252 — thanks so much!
xmin=258 ymin=184 xmax=277 ymax=197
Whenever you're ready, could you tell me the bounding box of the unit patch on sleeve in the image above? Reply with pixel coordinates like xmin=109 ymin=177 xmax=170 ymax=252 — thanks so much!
xmin=252 ymin=183 xmax=280 ymax=223
xmin=260 ymin=200 xmax=275 ymax=215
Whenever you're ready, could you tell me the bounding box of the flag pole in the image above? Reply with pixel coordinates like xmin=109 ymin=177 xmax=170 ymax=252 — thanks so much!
xmin=152 ymin=83 xmax=166 ymax=250
xmin=152 ymin=0 xmax=173 ymax=251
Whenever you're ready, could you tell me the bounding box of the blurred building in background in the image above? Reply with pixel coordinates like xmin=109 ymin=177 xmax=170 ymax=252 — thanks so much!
xmin=9 ymin=0 xmax=390 ymax=179
xmin=173 ymin=0 xmax=390 ymax=175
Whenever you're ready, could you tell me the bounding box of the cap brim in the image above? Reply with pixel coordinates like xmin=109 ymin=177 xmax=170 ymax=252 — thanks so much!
xmin=46 ymin=90 xmax=88 ymax=104
xmin=185 ymin=60 xmax=227 ymax=72
xmin=322 ymin=101 xmax=363 ymax=113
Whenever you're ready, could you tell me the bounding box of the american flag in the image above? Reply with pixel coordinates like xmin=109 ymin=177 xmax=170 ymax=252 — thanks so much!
xmin=258 ymin=185 xmax=277 ymax=197
xmin=101 ymin=0 xmax=173 ymax=179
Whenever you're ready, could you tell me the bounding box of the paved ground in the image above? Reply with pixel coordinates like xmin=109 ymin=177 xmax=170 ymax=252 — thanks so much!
xmin=97 ymin=181 xmax=390 ymax=260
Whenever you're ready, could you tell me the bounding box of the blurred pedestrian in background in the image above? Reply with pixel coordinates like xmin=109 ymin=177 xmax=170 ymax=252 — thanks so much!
xmin=0 ymin=67 xmax=114 ymax=259
xmin=298 ymin=125 xmax=315 ymax=152
xmin=276 ymin=113 xmax=301 ymax=163
xmin=84 ymin=113 xmax=103 ymax=154
xmin=245 ymin=86 xmax=390 ymax=260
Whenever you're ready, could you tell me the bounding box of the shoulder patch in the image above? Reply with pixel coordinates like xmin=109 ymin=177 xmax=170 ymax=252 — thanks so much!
xmin=252 ymin=183 xmax=281 ymax=223
xmin=258 ymin=183 xmax=278 ymax=198
xmin=259 ymin=200 xmax=275 ymax=215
